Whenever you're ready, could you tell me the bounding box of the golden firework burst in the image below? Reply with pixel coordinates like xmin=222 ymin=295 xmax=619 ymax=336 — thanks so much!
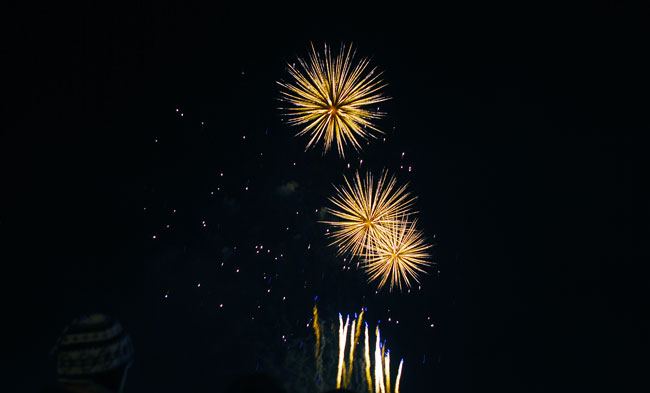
xmin=277 ymin=42 xmax=390 ymax=157
xmin=363 ymin=218 xmax=432 ymax=292
xmin=323 ymin=170 xmax=416 ymax=259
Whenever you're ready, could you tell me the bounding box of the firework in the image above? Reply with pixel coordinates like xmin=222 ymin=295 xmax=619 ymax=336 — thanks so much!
xmin=313 ymin=305 xmax=321 ymax=360
xmin=313 ymin=304 xmax=324 ymax=381
xmin=277 ymin=42 xmax=390 ymax=157
xmin=374 ymin=327 xmax=385 ymax=393
xmin=337 ymin=314 xmax=350 ymax=389
xmin=323 ymin=170 xmax=416 ymax=260
xmin=313 ymin=305 xmax=403 ymax=393
xmin=363 ymin=218 xmax=432 ymax=292
xmin=394 ymin=359 xmax=404 ymax=393
xmin=364 ymin=325 xmax=372 ymax=393
xmin=346 ymin=309 xmax=364 ymax=387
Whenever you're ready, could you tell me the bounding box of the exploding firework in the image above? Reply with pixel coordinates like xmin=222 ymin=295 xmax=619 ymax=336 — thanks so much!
xmin=277 ymin=42 xmax=390 ymax=157
xmin=364 ymin=218 xmax=432 ymax=292
xmin=323 ymin=170 xmax=416 ymax=260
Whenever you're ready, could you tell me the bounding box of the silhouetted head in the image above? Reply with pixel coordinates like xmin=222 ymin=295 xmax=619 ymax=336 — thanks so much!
xmin=52 ymin=313 xmax=134 ymax=392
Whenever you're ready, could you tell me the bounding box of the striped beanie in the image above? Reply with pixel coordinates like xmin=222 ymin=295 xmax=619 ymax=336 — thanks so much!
xmin=55 ymin=313 xmax=134 ymax=382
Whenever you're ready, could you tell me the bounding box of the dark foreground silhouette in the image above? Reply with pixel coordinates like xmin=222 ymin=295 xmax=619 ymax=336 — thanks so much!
xmin=42 ymin=313 xmax=134 ymax=393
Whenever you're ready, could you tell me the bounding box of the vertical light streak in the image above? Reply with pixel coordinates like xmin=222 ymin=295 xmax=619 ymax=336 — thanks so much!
xmin=347 ymin=309 xmax=364 ymax=386
xmin=315 ymin=307 xmax=405 ymax=393
xmin=354 ymin=309 xmax=365 ymax=346
xmin=313 ymin=304 xmax=324 ymax=383
xmin=384 ymin=351 xmax=391 ymax=393
xmin=394 ymin=359 xmax=404 ymax=393
xmin=337 ymin=314 xmax=350 ymax=389
xmin=374 ymin=326 xmax=386 ymax=393
xmin=346 ymin=319 xmax=356 ymax=386
xmin=313 ymin=305 xmax=321 ymax=360
xmin=364 ymin=323 xmax=372 ymax=393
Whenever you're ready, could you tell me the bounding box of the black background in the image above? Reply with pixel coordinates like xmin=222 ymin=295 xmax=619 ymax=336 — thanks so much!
xmin=3 ymin=2 xmax=648 ymax=392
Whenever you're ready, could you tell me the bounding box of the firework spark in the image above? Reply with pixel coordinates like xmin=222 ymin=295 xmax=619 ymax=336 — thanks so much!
xmin=277 ymin=42 xmax=390 ymax=157
xmin=323 ymin=170 xmax=416 ymax=260
xmin=363 ymin=218 xmax=433 ymax=292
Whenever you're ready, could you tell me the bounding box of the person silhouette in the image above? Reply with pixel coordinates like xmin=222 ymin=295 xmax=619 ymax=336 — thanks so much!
xmin=45 ymin=313 xmax=134 ymax=393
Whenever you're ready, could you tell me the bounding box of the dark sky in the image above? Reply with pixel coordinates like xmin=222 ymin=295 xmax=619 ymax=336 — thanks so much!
xmin=3 ymin=3 xmax=648 ymax=393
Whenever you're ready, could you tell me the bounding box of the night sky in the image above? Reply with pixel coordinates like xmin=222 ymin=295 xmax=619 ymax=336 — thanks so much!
xmin=3 ymin=3 xmax=648 ymax=393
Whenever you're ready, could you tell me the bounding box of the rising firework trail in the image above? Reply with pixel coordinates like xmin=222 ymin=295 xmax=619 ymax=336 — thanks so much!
xmin=337 ymin=314 xmax=350 ymax=389
xmin=313 ymin=305 xmax=404 ymax=393
xmin=346 ymin=310 xmax=364 ymax=387
xmin=313 ymin=304 xmax=324 ymax=380
xmin=364 ymin=324 xmax=373 ymax=393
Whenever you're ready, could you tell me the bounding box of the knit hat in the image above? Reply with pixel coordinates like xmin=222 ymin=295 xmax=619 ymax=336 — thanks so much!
xmin=54 ymin=313 xmax=134 ymax=382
